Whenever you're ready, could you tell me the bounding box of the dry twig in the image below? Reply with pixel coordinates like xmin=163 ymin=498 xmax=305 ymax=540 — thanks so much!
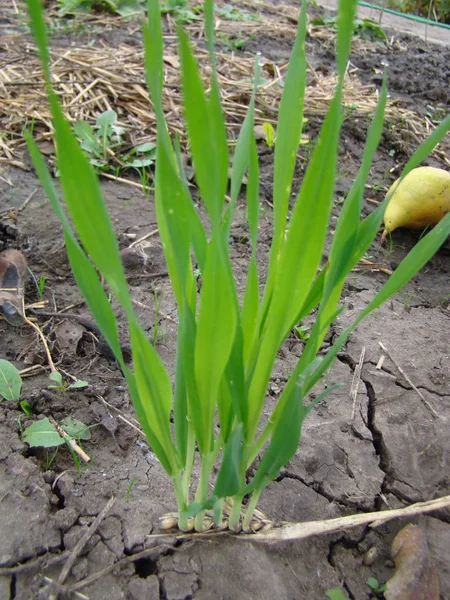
xmin=350 ymin=346 xmax=365 ymax=421
xmin=378 ymin=341 xmax=438 ymax=419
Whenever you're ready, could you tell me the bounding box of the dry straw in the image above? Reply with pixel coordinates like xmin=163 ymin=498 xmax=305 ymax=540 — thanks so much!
xmin=1 ymin=3 xmax=448 ymax=173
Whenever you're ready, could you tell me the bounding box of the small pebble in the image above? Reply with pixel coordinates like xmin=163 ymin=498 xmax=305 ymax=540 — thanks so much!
xmin=364 ymin=546 xmax=379 ymax=566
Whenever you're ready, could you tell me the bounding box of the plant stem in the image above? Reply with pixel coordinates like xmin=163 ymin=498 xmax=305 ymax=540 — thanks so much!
xmin=194 ymin=453 xmax=213 ymax=531
xmin=213 ymin=496 xmax=224 ymax=527
xmin=228 ymin=494 xmax=243 ymax=531
xmin=181 ymin=423 xmax=195 ymax=504
xmin=246 ymin=420 xmax=273 ymax=467
xmin=173 ymin=474 xmax=190 ymax=531
xmin=242 ymin=489 xmax=261 ymax=532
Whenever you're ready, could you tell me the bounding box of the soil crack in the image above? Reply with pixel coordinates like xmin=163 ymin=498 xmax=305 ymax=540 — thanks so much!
xmin=276 ymin=469 xmax=348 ymax=507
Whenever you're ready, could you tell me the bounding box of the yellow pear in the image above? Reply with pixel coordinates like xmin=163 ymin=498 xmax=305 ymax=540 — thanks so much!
xmin=381 ymin=166 xmax=450 ymax=244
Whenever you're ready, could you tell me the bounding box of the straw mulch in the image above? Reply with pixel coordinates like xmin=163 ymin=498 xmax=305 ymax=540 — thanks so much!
xmin=1 ymin=2 xmax=448 ymax=180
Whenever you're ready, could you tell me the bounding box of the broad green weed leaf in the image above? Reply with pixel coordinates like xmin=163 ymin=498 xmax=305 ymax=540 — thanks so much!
xmin=23 ymin=418 xmax=64 ymax=448
xmin=60 ymin=417 xmax=91 ymax=440
xmin=135 ymin=142 xmax=157 ymax=153
xmin=96 ymin=109 xmax=117 ymax=130
xmin=49 ymin=371 xmax=63 ymax=385
xmin=67 ymin=380 xmax=89 ymax=390
xmin=326 ymin=589 xmax=349 ymax=600
xmin=0 ymin=360 xmax=22 ymax=401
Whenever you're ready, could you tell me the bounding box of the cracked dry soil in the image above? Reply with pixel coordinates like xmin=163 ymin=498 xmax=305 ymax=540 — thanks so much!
xmin=1 ymin=1 xmax=450 ymax=599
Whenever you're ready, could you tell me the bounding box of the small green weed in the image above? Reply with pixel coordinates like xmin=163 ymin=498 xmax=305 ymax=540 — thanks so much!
xmin=75 ymin=112 xmax=156 ymax=176
xmin=0 ymin=359 xmax=23 ymax=401
xmin=38 ymin=274 xmax=48 ymax=299
xmin=294 ymin=324 xmax=310 ymax=341
xmin=125 ymin=477 xmax=136 ymax=502
xmin=22 ymin=416 xmax=89 ymax=447
xmin=58 ymin=0 xmax=143 ymax=16
xmin=367 ymin=576 xmax=387 ymax=595
xmin=48 ymin=370 xmax=89 ymax=392
xmin=218 ymin=33 xmax=248 ymax=51
xmin=74 ymin=109 xmax=124 ymax=169
xmin=326 ymin=589 xmax=348 ymax=600
xmin=161 ymin=0 xmax=201 ymax=22
xmin=312 ymin=15 xmax=387 ymax=42
xmin=215 ymin=4 xmax=258 ymax=21
xmin=426 ymin=104 xmax=447 ymax=125
xmin=262 ymin=122 xmax=276 ymax=148
xmin=20 ymin=400 xmax=33 ymax=416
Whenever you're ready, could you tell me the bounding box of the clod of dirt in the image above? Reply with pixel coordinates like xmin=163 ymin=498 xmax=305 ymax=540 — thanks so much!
xmin=0 ymin=248 xmax=28 ymax=325
xmin=54 ymin=320 xmax=84 ymax=355
xmin=384 ymin=523 xmax=439 ymax=600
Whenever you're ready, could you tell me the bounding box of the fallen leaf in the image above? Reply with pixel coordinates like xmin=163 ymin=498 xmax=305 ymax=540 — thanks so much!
xmin=164 ymin=54 xmax=180 ymax=69
xmin=385 ymin=524 xmax=439 ymax=600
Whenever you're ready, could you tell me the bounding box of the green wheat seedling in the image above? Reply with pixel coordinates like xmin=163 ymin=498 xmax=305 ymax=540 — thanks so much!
xmin=25 ymin=0 xmax=450 ymax=534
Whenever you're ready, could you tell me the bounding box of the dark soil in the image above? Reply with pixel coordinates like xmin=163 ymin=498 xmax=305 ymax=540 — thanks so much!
xmin=1 ymin=2 xmax=450 ymax=599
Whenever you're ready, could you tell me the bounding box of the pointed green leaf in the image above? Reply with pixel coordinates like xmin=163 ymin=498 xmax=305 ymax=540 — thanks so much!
xmin=194 ymin=236 xmax=238 ymax=452
xmin=214 ymin=423 xmax=244 ymax=497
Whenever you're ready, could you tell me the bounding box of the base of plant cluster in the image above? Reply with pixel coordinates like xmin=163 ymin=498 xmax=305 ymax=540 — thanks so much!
xmin=159 ymin=506 xmax=276 ymax=534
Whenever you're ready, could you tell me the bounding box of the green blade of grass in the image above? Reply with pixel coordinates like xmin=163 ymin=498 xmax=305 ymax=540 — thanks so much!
xmin=28 ymin=0 xmax=131 ymax=308
xmin=302 ymin=75 xmax=388 ymax=363
xmin=194 ymin=235 xmax=238 ymax=453
xmin=336 ymin=0 xmax=357 ymax=79
xmin=27 ymin=0 xmax=181 ymax=479
xmin=246 ymin=93 xmax=344 ymax=441
xmin=246 ymin=382 xmax=342 ymax=495
xmin=25 ymin=132 xmax=127 ymax=368
xmin=145 ymin=0 xmax=164 ymax=108
xmin=246 ymin=0 xmax=356 ymax=443
xmin=240 ymin=135 xmax=260 ymax=363
xmin=173 ymin=320 xmax=189 ymax=466
xmin=214 ymin=423 xmax=244 ymax=498
xmin=222 ymin=326 xmax=247 ymax=435
xmin=130 ymin=321 xmax=180 ymax=475
xmin=225 ymin=58 xmax=261 ymax=236
xmin=241 ymin=256 xmax=259 ymax=364
xmin=263 ymin=0 xmax=308 ymax=306
xmin=173 ymin=135 xmax=208 ymax=271
xmin=300 ymin=211 xmax=450 ymax=401
xmin=204 ymin=0 xmax=229 ymax=217
xmin=153 ymin=134 xmax=195 ymax=311
xmin=178 ymin=26 xmax=226 ymax=226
